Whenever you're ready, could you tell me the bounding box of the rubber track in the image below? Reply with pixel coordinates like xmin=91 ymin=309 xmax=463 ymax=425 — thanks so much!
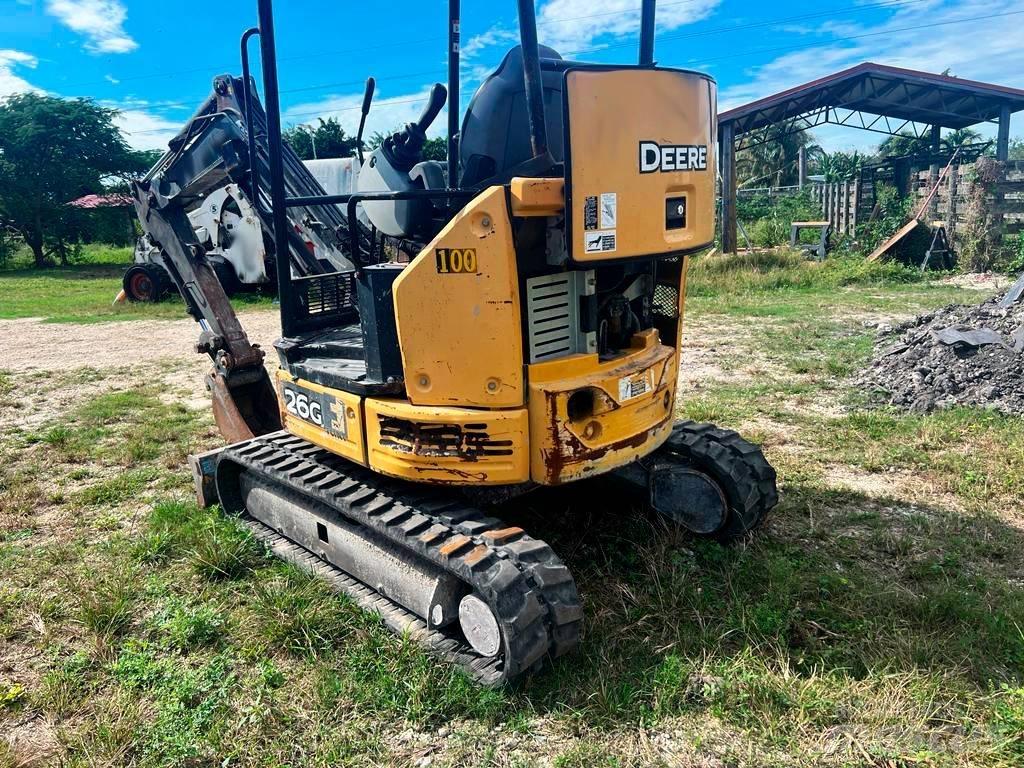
xmin=659 ymin=420 xmax=778 ymax=541
xmin=217 ymin=431 xmax=583 ymax=686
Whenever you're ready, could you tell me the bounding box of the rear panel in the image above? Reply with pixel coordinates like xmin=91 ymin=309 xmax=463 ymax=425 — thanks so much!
xmin=563 ymin=67 xmax=716 ymax=263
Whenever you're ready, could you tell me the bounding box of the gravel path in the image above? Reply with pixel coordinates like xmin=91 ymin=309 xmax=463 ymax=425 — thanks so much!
xmin=0 ymin=311 xmax=281 ymax=373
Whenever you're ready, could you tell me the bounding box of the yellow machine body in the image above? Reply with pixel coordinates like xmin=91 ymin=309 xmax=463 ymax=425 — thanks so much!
xmin=276 ymin=66 xmax=715 ymax=488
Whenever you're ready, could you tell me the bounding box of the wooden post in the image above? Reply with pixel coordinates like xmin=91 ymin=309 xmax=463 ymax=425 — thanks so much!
xmin=842 ymin=180 xmax=850 ymax=235
xmin=996 ymin=104 xmax=1011 ymax=162
xmin=946 ymin=162 xmax=958 ymax=239
xmin=720 ymin=122 xmax=737 ymax=254
xmin=929 ymin=125 xmax=941 ymax=221
xmin=851 ymin=176 xmax=860 ymax=233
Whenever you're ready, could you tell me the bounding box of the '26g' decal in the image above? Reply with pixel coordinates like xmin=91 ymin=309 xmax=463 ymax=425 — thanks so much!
xmin=282 ymin=386 xmax=323 ymax=427
xmin=435 ymin=248 xmax=478 ymax=274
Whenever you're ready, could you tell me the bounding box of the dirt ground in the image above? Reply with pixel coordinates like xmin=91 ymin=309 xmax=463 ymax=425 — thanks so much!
xmin=1 ymin=311 xmax=281 ymax=375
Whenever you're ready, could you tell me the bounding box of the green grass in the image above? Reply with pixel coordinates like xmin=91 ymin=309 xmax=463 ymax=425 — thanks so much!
xmin=2 ymin=254 xmax=1023 ymax=766
xmin=0 ymin=243 xmax=273 ymax=323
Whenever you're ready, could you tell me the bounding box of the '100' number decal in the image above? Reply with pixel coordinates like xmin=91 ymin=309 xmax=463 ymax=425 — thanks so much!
xmin=282 ymin=385 xmax=323 ymax=427
xmin=435 ymin=248 xmax=478 ymax=274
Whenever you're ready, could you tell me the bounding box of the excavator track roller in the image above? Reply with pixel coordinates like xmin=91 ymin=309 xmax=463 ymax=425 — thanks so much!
xmin=213 ymin=431 xmax=584 ymax=686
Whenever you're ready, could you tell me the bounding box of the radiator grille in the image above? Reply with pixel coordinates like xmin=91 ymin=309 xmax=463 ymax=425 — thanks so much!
xmin=378 ymin=417 xmax=513 ymax=460
xmin=525 ymin=271 xmax=595 ymax=363
xmin=294 ymin=270 xmax=357 ymax=319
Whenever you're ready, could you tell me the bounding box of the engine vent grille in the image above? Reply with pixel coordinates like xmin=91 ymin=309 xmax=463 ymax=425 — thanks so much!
xmin=525 ymin=271 xmax=595 ymax=363
xmin=378 ymin=417 xmax=513 ymax=460
xmin=294 ymin=270 xmax=357 ymax=319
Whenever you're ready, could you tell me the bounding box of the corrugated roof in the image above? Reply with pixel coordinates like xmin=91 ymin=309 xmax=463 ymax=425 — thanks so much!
xmin=719 ymin=62 xmax=1024 ymax=136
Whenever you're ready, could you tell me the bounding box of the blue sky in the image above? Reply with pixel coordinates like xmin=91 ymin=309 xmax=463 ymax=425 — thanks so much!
xmin=2 ymin=0 xmax=1022 ymax=152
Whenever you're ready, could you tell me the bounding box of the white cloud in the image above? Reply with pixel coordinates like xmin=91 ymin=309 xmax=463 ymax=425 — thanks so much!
xmin=111 ymin=107 xmax=179 ymax=151
xmin=718 ymin=0 xmax=1024 ymax=152
xmin=536 ymin=0 xmax=721 ymax=54
xmin=0 ymin=50 xmax=43 ymax=98
xmin=463 ymin=0 xmax=722 ymax=61
xmin=46 ymin=0 xmax=138 ymax=54
xmin=282 ymin=84 xmax=448 ymax=142
xmin=462 ymin=28 xmax=519 ymax=59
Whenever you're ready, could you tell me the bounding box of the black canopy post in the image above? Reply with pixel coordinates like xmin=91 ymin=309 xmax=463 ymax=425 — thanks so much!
xmin=447 ymin=0 xmax=461 ymax=187
xmin=997 ymin=103 xmax=1011 ymax=161
xmin=256 ymin=0 xmax=297 ymax=337
xmin=240 ymin=27 xmax=261 ymax=207
xmin=720 ymin=122 xmax=737 ymax=254
xmin=639 ymin=0 xmax=656 ymax=66
xmin=516 ymin=0 xmax=548 ymax=159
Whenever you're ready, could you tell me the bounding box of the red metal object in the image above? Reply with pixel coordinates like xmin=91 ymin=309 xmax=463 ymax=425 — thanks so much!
xmin=67 ymin=193 xmax=135 ymax=209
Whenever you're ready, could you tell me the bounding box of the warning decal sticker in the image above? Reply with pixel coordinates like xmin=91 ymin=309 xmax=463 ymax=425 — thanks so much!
xmin=600 ymin=192 xmax=617 ymax=229
xmin=583 ymin=196 xmax=598 ymax=230
xmin=618 ymin=371 xmax=653 ymax=401
xmin=584 ymin=230 xmax=616 ymax=254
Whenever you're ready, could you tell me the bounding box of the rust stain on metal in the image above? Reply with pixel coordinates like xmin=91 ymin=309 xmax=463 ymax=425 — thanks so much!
xmin=482 ymin=527 xmax=524 ymax=543
xmin=463 ymin=544 xmax=491 ymax=566
xmin=439 ymin=534 xmax=472 ymax=556
xmin=419 ymin=525 xmax=447 ymax=544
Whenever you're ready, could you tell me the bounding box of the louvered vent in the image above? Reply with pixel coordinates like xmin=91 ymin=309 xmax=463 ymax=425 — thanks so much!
xmin=526 ymin=271 xmax=595 ymax=363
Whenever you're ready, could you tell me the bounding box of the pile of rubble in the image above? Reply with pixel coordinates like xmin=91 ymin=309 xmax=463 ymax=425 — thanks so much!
xmin=857 ymin=276 xmax=1024 ymax=414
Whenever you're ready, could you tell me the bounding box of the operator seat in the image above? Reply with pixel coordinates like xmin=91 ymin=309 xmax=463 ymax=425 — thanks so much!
xmin=459 ymin=45 xmax=566 ymax=188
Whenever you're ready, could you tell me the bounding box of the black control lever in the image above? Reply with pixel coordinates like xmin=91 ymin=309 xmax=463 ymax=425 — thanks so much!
xmin=355 ymin=77 xmax=375 ymax=163
xmin=385 ymin=82 xmax=447 ymax=171
xmin=414 ymin=82 xmax=447 ymax=134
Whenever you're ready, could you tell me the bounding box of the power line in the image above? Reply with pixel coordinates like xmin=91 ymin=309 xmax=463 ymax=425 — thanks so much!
xmin=125 ymin=0 xmax=932 ymax=135
xmin=69 ymin=0 xmax=711 ymax=93
xmin=564 ymin=0 xmax=925 ymax=55
xmin=696 ymin=8 xmax=1024 ymax=65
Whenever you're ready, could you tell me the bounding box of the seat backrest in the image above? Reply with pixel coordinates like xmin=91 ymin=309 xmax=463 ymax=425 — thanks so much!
xmin=459 ymin=45 xmax=566 ymax=188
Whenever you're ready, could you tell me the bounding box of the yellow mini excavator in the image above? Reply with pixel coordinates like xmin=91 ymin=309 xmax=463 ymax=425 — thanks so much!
xmin=132 ymin=0 xmax=777 ymax=685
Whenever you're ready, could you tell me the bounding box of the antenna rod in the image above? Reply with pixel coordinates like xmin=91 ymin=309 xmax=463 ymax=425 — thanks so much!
xmin=447 ymin=0 xmax=460 ymax=187
xmin=639 ymin=0 xmax=656 ymax=66
xmin=516 ymin=0 xmax=548 ymax=158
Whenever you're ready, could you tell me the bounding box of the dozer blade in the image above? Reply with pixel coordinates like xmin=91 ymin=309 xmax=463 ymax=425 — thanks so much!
xmin=213 ymin=431 xmax=583 ymax=685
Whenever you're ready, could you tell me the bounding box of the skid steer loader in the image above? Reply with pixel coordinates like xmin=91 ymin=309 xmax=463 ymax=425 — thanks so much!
xmin=132 ymin=0 xmax=777 ymax=685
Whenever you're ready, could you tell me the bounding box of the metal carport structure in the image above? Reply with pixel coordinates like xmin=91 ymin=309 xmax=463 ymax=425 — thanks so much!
xmin=717 ymin=62 xmax=1024 ymax=253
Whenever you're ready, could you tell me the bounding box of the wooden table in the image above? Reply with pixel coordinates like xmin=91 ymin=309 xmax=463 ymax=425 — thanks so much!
xmin=790 ymin=221 xmax=831 ymax=260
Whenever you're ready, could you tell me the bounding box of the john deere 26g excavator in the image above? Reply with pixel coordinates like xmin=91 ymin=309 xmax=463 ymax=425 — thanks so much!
xmin=132 ymin=0 xmax=777 ymax=685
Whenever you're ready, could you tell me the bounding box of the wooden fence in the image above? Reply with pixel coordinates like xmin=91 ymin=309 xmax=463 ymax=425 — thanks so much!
xmin=911 ymin=160 xmax=1024 ymax=240
xmin=809 ymin=180 xmax=860 ymax=236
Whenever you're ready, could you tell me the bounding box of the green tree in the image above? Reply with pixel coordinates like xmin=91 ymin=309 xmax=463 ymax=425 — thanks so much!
xmin=0 ymin=93 xmax=138 ymax=267
xmin=815 ymin=150 xmax=863 ymax=182
xmin=736 ymin=127 xmax=819 ymax=187
xmin=368 ymin=130 xmax=447 ymax=162
xmin=1008 ymin=138 xmax=1024 ymax=162
xmin=283 ymin=117 xmax=361 ymax=160
xmin=877 ymin=130 xmax=930 ymax=159
xmin=942 ymin=127 xmax=982 ymax=152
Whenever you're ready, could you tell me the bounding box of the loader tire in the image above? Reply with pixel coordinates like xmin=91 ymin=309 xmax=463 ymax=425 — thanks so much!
xmin=661 ymin=421 xmax=778 ymax=541
xmin=123 ymin=264 xmax=164 ymax=302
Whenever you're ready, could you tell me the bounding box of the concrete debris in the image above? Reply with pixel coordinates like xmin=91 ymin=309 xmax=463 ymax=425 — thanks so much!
xmin=997 ymin=272 xmax=1024 ymax=309
xmin=857 ymin=284 xmax=1024 ymax=414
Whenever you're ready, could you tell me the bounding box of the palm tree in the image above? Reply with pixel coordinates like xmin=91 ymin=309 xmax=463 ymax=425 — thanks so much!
xmin=736 ymin=127 xmax=820 ymax=188
xmin=941 ymin=127 xmax=982 ymax=152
